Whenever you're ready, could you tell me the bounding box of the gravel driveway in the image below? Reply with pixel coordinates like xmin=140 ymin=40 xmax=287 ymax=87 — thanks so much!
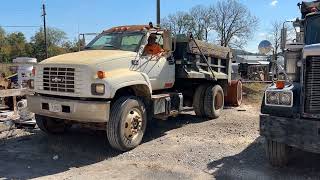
xmin=0 ymin=102 xmax=320 ymax=179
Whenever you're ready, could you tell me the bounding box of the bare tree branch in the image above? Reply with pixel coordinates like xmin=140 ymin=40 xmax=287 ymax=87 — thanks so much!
xmin=211 ymin=0 xmax=258 ymax=48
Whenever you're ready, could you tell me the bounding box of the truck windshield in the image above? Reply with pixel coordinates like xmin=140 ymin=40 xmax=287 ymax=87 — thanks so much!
xmin=85 ymin=32 xmax=145 ymax=52
xmin=305 ymin=15 xmax=320 ymax=45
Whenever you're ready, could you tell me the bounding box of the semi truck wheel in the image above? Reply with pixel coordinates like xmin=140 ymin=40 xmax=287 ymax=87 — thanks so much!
xmin=35 ymin=115 xmax=69 ymax=134
xmin=204 ymin=85 xmax=224 ymax=119
xmin=193 ymin=84 xmax=208 ymax=117
xmin=266 ymin=140 xmax=289 ymax=167
xmin=107 ymin=96 xmax=147 ymax=151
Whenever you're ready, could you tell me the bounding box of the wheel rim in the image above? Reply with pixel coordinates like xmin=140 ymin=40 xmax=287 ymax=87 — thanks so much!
xmin=124 ymin=108 xmax=143 ymax=141
xmin=214 ymin=91 xmax=223 ymax=110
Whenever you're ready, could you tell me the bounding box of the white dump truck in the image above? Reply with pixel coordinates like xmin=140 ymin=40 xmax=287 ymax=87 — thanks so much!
xmin=28 ymin=24 xmax=234 ymax=151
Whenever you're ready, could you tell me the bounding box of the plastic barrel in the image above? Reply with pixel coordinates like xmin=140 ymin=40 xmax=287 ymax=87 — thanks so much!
xmin=225 ymin=80 xmax=243 ymax=107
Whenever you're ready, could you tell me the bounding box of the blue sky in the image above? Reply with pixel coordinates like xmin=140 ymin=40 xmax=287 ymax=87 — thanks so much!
xmin=0 ymin=0 xmax=306 ymax=52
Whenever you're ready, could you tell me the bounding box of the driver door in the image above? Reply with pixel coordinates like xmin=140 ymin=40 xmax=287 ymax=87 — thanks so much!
xmin=136 ymin=34 xmax=175 ymax=91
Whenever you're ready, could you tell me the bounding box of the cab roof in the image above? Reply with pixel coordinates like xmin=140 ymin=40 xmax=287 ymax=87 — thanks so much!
xmin=103 ymin=25 xmax=163 ymax=33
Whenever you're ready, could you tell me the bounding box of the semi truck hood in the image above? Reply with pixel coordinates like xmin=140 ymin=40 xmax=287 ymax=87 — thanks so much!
xmin=40 ymin=50 xmax=137 ymax=65
xmin=303 ymin=43 xmax=320 ymax=59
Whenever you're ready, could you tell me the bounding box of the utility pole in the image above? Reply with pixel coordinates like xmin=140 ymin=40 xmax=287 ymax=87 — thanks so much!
xmin=157 ymin=0 xmax=161 ymax=27
xmin=42 ymin=3 xmax=48 ymax=59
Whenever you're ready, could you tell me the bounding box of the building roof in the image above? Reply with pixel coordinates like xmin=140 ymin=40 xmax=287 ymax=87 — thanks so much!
xmin=237 ymin=55 xmax=268 ymax=62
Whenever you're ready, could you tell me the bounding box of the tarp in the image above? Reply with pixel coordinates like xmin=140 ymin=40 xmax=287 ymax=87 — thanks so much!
xmin=301 ymin=1 xmax=320 ymax=18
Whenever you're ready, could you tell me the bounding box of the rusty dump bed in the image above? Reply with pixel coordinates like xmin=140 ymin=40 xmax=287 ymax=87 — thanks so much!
xmin=174 ymin=35 xmax=232 ymax=81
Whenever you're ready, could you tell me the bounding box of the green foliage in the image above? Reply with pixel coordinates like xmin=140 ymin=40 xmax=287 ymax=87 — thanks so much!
xmin=0 ymin=26 xmax=79 ymax=62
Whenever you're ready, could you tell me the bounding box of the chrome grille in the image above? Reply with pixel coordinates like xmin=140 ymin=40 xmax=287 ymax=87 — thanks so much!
xmin=304 ymin=56 xmax=320 ymax=113
xmin=43 ymin=67 xmax=75 ymax=93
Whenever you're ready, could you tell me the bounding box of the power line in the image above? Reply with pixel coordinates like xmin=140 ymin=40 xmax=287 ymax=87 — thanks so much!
xmin=0 ymin=26 xmax=40 ymax=28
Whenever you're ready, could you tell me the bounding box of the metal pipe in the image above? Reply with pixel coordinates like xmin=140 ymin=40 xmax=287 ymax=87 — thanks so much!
xmin=42 ymin=3 xmax=48 ymax=59
xmin=157 ymin=0 xmax=161 ymax=26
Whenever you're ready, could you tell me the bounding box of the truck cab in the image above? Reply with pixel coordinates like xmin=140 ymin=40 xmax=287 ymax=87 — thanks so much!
xmin=260 ymin=1 xmax=320 ymax=167
xmin=28 ymin=24 xmax=232 ymax=151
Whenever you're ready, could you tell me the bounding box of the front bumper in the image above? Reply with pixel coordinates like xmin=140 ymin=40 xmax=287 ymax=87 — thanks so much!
xmin=260 ymin=114 xmax=320 ymax=153
xmin=27 ymin=95 xmax=110 ymax=123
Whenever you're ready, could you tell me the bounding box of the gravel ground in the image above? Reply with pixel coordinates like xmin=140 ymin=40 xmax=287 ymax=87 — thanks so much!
xmin=0 ymin=101 xmax=320 ymax=179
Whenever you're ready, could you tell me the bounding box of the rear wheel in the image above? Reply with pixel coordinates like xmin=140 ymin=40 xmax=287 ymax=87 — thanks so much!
xmin=107 ymin=96 xmax=147 ymax=151
xmin=266 ymin=139 xmax=289 ymax=167
xmin=204 ymin=85 xmax=224 ymax=119
xmin=193 ymin=84 xmax=208 ymax=117
xmin=35 ymin=115 xmax=70 ymax=134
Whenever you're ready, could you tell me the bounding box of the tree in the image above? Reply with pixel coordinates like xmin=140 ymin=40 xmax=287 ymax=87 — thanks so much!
xmin=211 ymin=0 xmax=258 ymax=48
xmin=30 ymin=27 xmax=68 ymax=60
xmin=7 ymin=32 xmax=27 ymax=58
xmin=268 ymin=21 xmax=282 ymax=62
xmin=189 ymin=5 xmax=214 ymax=41
xmin=161 ymin=11 xmax=194 ymax=35
xmin=161 ymin=6 xmax=214 ymax=41
xmin=0 ymin=27 xmax=11 ymax=62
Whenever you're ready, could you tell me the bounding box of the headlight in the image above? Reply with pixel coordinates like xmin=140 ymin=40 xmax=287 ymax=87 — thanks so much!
xmin=265 ymin=90 xmax=293 ymax=107
xmin=91 ymin=83 xmax=105 ymax=95
xmin=28 ymin=79 xmax=34 ymax=89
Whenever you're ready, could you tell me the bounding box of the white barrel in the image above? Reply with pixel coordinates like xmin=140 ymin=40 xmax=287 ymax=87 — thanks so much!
xmin=12 ymin=57 xmax=37 ymax=87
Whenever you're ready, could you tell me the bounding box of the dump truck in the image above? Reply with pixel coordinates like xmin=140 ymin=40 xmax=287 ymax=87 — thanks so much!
xmin=260 ymin=0 xmax=320 ymax=166
xmin=28 ymin=24 xmax=234 ymax=151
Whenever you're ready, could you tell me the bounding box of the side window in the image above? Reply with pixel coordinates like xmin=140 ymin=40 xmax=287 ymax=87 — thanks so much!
xmin=156 ymin=34 xmax=164 ymax=47
xmin=143 ymin=33 xmax=164 ymax=56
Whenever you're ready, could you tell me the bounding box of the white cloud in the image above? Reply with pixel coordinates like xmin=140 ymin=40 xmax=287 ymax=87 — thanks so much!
xmin=270 ymin=0 xmax=278 ymax=7
xmin=258 ymin=32 xmax=266 ymax=38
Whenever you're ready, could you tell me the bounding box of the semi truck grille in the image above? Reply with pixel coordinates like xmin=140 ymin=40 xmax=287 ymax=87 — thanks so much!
xmin=43 ymin=67 xmax=75 ymax=93
xmin=304 ymin=56 xmax=320 ymax=113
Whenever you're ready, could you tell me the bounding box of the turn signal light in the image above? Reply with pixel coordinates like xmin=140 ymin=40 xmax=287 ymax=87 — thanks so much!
xmin=97 ymin=71 xmax=106 ymax=79
xmin=276 ymin=80 xmax=285 ymax=89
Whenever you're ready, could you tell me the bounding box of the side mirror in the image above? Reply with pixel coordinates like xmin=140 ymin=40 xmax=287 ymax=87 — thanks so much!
xmin=163 ymin=30 xmax=172 ymax=52
xmin=281 ymin=28 xmax=287 ymax=50
xmin=172 ymin=36 xmax=176 ymax=52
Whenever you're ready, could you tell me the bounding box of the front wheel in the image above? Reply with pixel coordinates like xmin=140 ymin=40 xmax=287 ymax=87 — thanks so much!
xmin=107 ymin=96 xmax=147 ymax=151
xmin=266 ymin=139 xmax=289 ymax=167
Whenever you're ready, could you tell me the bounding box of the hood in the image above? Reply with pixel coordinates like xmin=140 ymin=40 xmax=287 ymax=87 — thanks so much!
xmin=303 ymin=43 xmax=320 ymax=59
xmin=40 ymin=50 xmax=137 ymax=65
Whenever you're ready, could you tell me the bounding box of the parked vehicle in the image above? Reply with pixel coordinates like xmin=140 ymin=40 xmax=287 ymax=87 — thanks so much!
xmin=28 ymin=24 xmax=236 ymax=151
xmin=260 ymin=0 xmax=320 ymax=166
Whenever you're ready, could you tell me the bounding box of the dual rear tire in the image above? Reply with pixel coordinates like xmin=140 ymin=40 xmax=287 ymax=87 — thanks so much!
xmin=193 ymin=84 xmax=224 ymax=119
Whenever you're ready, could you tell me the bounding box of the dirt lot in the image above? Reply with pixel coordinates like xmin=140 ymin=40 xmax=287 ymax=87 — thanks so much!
xmin=1 ymin=84 xmax=320 ymax=179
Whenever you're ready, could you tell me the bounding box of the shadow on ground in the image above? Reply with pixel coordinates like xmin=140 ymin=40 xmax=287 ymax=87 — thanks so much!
xmin=144 ymin=112 xmax=208 ymax=142
xmin=207 ymin=137 xmax=320 ymax=180
xmin=0 ymin=112 xmax=205 ymax=179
